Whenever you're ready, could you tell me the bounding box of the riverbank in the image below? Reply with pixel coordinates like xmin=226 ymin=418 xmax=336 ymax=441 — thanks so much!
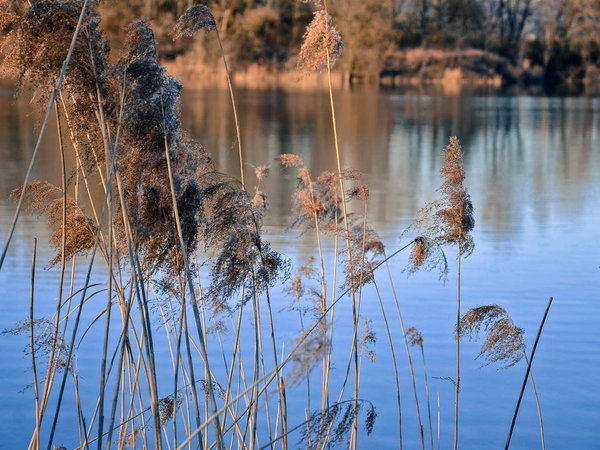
xmin=164 ymin=47 xmax=600 ymax=96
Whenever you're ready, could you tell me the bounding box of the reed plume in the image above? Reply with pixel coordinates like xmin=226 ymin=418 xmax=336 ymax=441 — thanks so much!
xmin=2 ymin=318 xmax=73 ymax=376
xmin=359 ymin=319 xmax=376 ymax=363
xmin=0 ymin=0 xmax=109 ymax=168
xmin=199 ymin=173 xmax=288 ymax=304
xmin=280 ymin=155 xmax=359 ymax=234
xmin=408 ymin=138 xmax=474 ymax=257
xmin=159 ymin=393 xmax=182 ymax=426
xmin=298 ymin=400 xmax=376 ymax=449
xmin=408 ymin=136 xmax=474 ymax=450
xmin=10 ymin=181 xmax=96 ymax=266
xmin=341 ymin=220 xmax=384 ymax=289
xmin=457 ymin=305 xmax=525 ymax=369
xmin=406 ymin=236 xmax=448 ymax=281
xmin=113 ymin=19 xmax=211 ymax=274
xmin=297 ymin=10 xmax=343 ymax=74
xmin=173 ymin=4 xmax=216 ymax=39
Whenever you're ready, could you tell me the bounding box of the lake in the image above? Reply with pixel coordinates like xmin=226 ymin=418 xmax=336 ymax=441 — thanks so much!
xmin=1 ymin=88 xmax=599 ymax=449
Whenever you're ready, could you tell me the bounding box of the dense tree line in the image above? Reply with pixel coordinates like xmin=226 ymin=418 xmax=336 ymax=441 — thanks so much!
xmin=99 ymin=0 xmax=600 ymax=91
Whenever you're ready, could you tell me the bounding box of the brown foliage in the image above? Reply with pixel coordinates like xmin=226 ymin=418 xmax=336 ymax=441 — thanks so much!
xmin=405 ymin=136 xmax=474 ymax=276
xmin=406 ymin=236 xmax=448 ymax=281
xmin=11 ymin=181 xmax=96 ymax=266
xmin=1 ymin=2 xmax=287 ymax=303
xmin=173 ymin=5 xmax=216 ymax=40
xmin=458 ymin=305 xmax=525 ymax=369
xmin=297 ymin=10 xmax=343 ymax=74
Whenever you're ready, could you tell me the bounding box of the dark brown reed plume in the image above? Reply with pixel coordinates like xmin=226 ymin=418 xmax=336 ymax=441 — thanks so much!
xmin=459 ymin=304 xmax=546 ymax=449
xmin=159 ymin=393 xmax=182 ymax=427
xmin=172 ymin=4 xmax=216 ymax=38
xmin=198 ymin=172 xmax=288 ymax=304
xmin=291 ymin=400 xmax=376 ymax=450
xmin=407 ymin=327 xmax=435 ymax=450
xmin=409 ymin=136 xmax=474 ymax=450
xmin=10 ymin=181 xmax=96 ymax=266
xmin=0 ymin=0 xmax=109 ymax=197
xmin=112 ymin=19 xmax=212 ymax=275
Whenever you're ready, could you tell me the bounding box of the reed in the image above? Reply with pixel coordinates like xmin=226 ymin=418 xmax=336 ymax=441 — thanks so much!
xmin=407 ymin=136 xmax=474 ymax=450
xmin=458 ymin=303 xmax=546 ymax=448
xmin=0 ymin=2 xmax=556 ymax=449
xmin=407 ymin=327 xmax=434 ymax=450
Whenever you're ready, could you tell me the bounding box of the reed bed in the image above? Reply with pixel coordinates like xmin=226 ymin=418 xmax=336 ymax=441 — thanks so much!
xmin=0 ymin=1 xmax=553 ymax=449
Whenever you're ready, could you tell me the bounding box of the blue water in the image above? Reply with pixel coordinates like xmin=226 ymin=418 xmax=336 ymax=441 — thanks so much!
xmin=1 ymin=90 xmax=599 ymax=449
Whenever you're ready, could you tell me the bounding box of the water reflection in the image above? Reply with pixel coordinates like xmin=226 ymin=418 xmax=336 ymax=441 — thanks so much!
xmin=1 ymin=89 xmax=599 ymax=448
xmin=179 ymin=90 xmax=599 ymax=239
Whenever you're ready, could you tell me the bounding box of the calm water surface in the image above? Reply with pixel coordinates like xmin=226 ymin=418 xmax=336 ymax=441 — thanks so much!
xmin=0 ymin=88 xmax=599 ymax=449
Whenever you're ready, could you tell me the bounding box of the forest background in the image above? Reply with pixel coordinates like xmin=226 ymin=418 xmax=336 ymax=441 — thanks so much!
xmin=95 ymin=0 xmax=600 ymax=94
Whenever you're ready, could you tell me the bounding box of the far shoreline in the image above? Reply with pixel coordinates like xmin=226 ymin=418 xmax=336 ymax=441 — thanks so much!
xmin=164 ymin=47 xmax=600 ymax=97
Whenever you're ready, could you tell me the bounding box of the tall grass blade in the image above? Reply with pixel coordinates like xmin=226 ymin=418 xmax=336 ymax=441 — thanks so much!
xmin=505 ymin=297 xmax=553 ymax=450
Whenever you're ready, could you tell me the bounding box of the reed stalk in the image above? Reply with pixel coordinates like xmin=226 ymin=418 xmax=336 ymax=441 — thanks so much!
xmin=176 ymin=241 xmax=414 ymax=449
xmin=505 ymin=297 xmax=553 ymax=450
xmin=0 ymin=0 xmax=91 ymax=272
xmin=29 ymin=103 xmax=69 ymax=450
xmin=421 ymin=344 xmax=434 ymax=450
xmin=384 ymin=258 xmax=425 ymax=449
xmin=372 ymin=279 xmax=403 ymax=448
xmin=29 ymin=239 xmax=40 ymax=449
xmin=454 ymin=244 xmax=461 ymax=450
xmin=319 ymin=1 xmax=360 ymax=445
xmin=437 ymin=393 xmax=440 ymax=450
xmin=161 ymin=106 xmax=225 ymax=449
xmin=46 ymin=139 xmax=114 ymax=449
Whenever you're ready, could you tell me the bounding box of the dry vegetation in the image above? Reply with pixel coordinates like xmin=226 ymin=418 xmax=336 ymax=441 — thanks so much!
xmin=0 ymin=1 xmax=553 ymax=449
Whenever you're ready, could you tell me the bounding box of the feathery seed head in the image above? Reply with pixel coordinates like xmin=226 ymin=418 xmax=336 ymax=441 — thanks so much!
xmin=458 ymin=305 xmax=525 ymax=369
xmin=11 ymin=182 xmax=96 ymax=266
xmin=406 ymin=326 xmax=424 ymax=348
xmin=405 ymin=136 xmax=474 ymax=263
xmin=349 ymin=185 xmax=369 ymax=201
xmin=173 ymin=5 xmax=216 ymax=39
xmin=252 ymin=164 xmax=270 ymax=182
xmin=359 ymin=319 xmax=377 ymax=362
xmin=279 ymin=153 xmax=304 ymax=168
xmin=406 ymin=236 xmax=448 ymax=281
xmin=297 ymin=10 xmax=343 ymax=74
